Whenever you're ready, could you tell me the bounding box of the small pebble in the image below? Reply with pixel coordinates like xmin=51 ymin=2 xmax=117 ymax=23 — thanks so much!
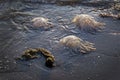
xmin=25 ymin=46 xmax=28 ymax=48
xmin=87 ymin=77 xmax=90 ymax=80
xmin=6 ymin=60 xmax=10 ymax=63
xmin=0 ymin=66 xmax=3 ymax=69
xmin=97 ymin=56 xmax=101 ymax=58
xmin=0 ymin=61 xmax=2 ymax=63
xmin=57 ymin=16 xmax=62 ymax=19
xmin=28 ymin=63 xmax=32 ymax=66
xmin=13 ymin=61 xmax=17 ymax=64
xmin=4 ymin=56 xmax=8 ymax=59
xmin=15 ymin=50 xmax=18 ymax=52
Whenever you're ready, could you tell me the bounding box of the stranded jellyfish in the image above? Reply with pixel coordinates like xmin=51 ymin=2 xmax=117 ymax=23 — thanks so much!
xmin=59 ymin=35 xmax=96 ymax=53
xmin=31 ymin=17 xmax=54 ymax=29
xmin=72 ymin=14 xmax=105 ymax=32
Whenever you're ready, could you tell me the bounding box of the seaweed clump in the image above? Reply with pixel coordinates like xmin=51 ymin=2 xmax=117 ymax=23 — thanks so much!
xmin=56 ymin=0 xmax=81 ymax=6
xmin=16 ymin=48 xmax=55 ymax=68
xmin=59 ymin=35 xmax=96 ymax=53
xmin=99 ymin=2 xmax=120 ymax=20
xmin=113 ymin=3 xmax=120 ymax=11
xmin=99 ymin=13 xmax=120 ymax=20
xmin=72 ymin=14 xmax=105 ymax=33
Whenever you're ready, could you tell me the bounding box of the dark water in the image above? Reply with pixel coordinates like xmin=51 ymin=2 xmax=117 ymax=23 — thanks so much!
xmin=0 ymin=1 xmax=120 ymax=80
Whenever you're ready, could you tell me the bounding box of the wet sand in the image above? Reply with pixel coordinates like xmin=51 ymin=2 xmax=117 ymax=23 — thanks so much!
xmin=0 ymin=1 xmax=120 ymax=80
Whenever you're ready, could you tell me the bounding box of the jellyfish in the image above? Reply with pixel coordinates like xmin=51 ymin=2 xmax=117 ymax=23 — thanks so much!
xmin=31 ymin=17 xmax=54 ymax=29
xmin=72 ymin=14 xmax=105 ymax=32
xmin=59 ymin=35 xmax=96 ymax=53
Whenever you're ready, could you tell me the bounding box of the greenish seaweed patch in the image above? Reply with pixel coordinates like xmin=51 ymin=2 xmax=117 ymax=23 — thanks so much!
xmin=15 ymin=48 xmax=55 ymax=68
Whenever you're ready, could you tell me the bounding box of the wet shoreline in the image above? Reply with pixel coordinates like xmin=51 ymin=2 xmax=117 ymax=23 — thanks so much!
xmin=0 ymin=1 xmax=120 ymax=80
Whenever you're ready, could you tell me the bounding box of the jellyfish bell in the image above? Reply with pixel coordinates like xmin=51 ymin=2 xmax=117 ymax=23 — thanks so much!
xmin=60 ymin=35 xmax=81 ymax=48
xmin=31 ymin=17 xmax=49 ymax=22
xmin=72 ymin=14 xmax=94 ymax=24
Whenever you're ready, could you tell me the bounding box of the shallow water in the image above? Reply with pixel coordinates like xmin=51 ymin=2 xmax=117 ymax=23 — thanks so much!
xmin=0 ymin=1 xmax=120 ymax=80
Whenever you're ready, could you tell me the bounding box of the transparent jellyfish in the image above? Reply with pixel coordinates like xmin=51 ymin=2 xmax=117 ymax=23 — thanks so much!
xmin=72 ymin=14 xmax=105 ymax=32
xmin=59 ymin=35 xmax=96 ymax=53
xmin=31 ymin=17 xmax=54 ymax=29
